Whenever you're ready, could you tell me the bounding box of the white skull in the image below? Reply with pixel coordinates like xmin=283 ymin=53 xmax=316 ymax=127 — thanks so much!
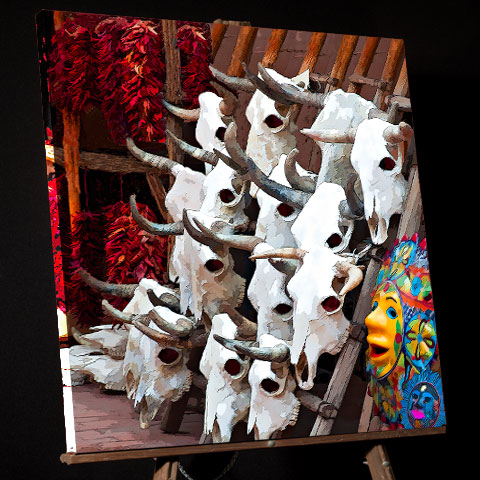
xmin=200 ymin=314 xmax=251 ymax=442
xmin=247 ymin=334 xmax=300 ymax=440
xmin=350 ymin=118 xmax=409 ymax=244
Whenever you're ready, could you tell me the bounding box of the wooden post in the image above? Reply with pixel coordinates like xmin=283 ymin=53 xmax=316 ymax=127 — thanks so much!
xmin=325 ymin=34 xmax=359 ymax=92
xmin=261 ymin=29 xmax=288 ymax=68
xmin=210 ymin=23 xmax=228 ymax=60
xmin=373 ymin=38 xmax=404 ymax=109
xmin=53 ymin=11 xmax=81 ymax=228
xmin=153 ymin=457 xmax=179 ymax=480
xmin=365 ymin=444 xmax=396 ymax=480
xmin=385 ymin=59 xmax=411 ymax=112
xmin=347 ymin=37 xmax=381 ymax=94
xmin=227 ymin=26 xmax=259 ymax=77
xmin=298 ymin=32 xmax=327 ymax=74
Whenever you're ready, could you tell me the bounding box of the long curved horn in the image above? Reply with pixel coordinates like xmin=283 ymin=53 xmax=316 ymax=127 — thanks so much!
xmin=162 ymin=99 xmax=200 ymax=122
xmin=383 ymin=121 xmax=414 ymax=144
xmin=339 ymin=175 xmax=364 ymax=220
xmin=210 ymin=80 xmax=238 ymax=116
xmin=192 ymin=216 xmax=263 ymax=252
xmin=126 ymin=137 xmax=180 ymax=173
xmin=224 ymin=122 xmax=311 ymax=209
xmin=212 ymin=148 xmax=247 ymax=175
xmin=335 ymin=261 xmax=364 ymax=296
xmin=166 ymin=130 xmax=218 ymax=166
xmin=222 ymin=304 xmax=257 ymax=337
xmin=284 ymin=149 xmax=316 ymax=193
xmin=149 ymin=308 xmax=195 ymax=337
xmin=101 ymin=299 xmax=149 ymax=325
xmin=257 ymin=63 xmax=327 ymax=108
xmin=300 ymin=127 xmax=357 ymax=144
xmin=267 ymin=258 xmax=299 ymax=276
xmin=213 ymin=334 xmax=290 ymax=363
xmin=146 ymin=289 xmax=181 ymax=312
xmin=182 ymin=209 xmax=225 ymax=255
xmin=130 ymin=195 xmax=184 ymax=236
xmin=250 ymin=247 xmax=307 ymax=261
xmin=78 ymin=268 xmax=138 ymax=298
xmin=209 ymin=65 xmax=256 ymax=93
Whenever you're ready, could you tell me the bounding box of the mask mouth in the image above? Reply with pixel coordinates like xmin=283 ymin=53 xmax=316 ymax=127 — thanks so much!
xmin=369 ymin=343 xmax=389 ymax=358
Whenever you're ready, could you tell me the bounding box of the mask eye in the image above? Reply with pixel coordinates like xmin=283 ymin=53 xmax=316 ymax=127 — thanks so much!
xmin=386 ymin=307 xmax=397 ymax=319
xmin=372 ymin=301 xmax=378 ymax=311
xmin=158 ymin=348 xmax=180 ymax=364
xmin=260 ymin=378 xmax=280 ymax=394
xmin=379 ymin=157 xmax=396 ymax=170
xmin=205 ymin=259 xmax=224 ymax=272
xmin=276 ymin=203 xmax=295 ymax=217
xmin=264 ymin=115 xmax=283 ymax=129
xmin=215 ymin=127 xmax=226 ymax=142
xmin=219 ymin=189 xmax=236 ymax=203
xmin=326 ymin=233 xmax=342 ymax=248
xmin=322 ymin=296 xmax=341 ymax=312
xmin=224 ymin=358 xmax=241 ymax=376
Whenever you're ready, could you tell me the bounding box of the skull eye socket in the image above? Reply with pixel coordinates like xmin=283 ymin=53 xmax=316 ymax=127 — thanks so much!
xmin=260 ymin=378 xmax=280 ymax=394
xmin=326 ymin=233 xmax=343 ymax=248
xmin=379 ymin=157 xmax=396 ymax=171
xmin=205 ymin=259 xmax=224 ymax=272
xmin=274 ymin=303 xmax=292 ymax=315
xmin=219 ymin=189 xmax=236 ymax=203
xmin=224 ymin=358 xmax=241 ymax=376
xmin=215 ymin=127 xmax=226 ymax=142
xmin=276 ymin=203 xmax=295 ymax=217
xmin=322 ymin=296 xmax=341 ymax=312
xmin=158 ymin=348 xmax=180 ymax=364
xmin=264 ymin=115 xmax=283 ymax=129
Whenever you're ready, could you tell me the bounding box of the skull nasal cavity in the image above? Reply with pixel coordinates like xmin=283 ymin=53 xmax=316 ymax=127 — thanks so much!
xmin=264 ymin=115 xmax=283 ymax=129
xmin=224 ymin=358 xmax=241 ymax=376
xmin=205 ymin=259 xmax=224 ymax=272
xmin=322 ymin=296 xmax=341 ymax=312
xmin=326 ymin=233 xmax=342 ymax=248
xmin=219 ymin=189 xmax=236 ymax=203
xmin=215 ymin=127 xmax=226 ymax=141
xmin=274 ymin=303 xmax=292 ymax=315
xmin=277 ymin=203 xmax=295 ymax=217
xmin=379 ymin=157 xmax=396 ymax=170
xmin=158 ymin=348 xmax=180 ymax=364
xmin=261 ymin=378 xmax=280 ymax=393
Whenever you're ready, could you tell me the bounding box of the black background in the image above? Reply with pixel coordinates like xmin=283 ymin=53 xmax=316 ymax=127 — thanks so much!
xmin=1 ymin=1 xmax=473 ymax=478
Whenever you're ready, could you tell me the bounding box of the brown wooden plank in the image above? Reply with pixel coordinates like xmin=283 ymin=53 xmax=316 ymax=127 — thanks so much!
xmin=347 ymin=37 xmax=381 ymax=94
xmin=393 ymin=58 xmax=409 ymax=97
xmin=397 ymin=165 xmax=422 ymax=239
xmin=261 ymin=29 xmax=288 ymax=68
xmin=227 ymin=26 xmax=259 ymax=77
xmin=373 ymin=39 xmax=405 ymax=109
xmin=153 ymin=459 xmax=178 ymax=480
xmin=326 ymin=34 xmax=359 ymax=92
xmin=146 ymin=173 xmax=170 ymax=222
xmin=160 ymin=393 xmax=191 ymax=434
xmin=60 ymin=425 xmax=445 ymax=464
xmin=210 ymin=23 xmax=228 ymax=60
xmin=365 ymin=444 xmax=396 ymax=480
xmin=358 ymin=390 xmax=374 ymax=433
xmin=298 ymin=32 xmax=327 ymax=74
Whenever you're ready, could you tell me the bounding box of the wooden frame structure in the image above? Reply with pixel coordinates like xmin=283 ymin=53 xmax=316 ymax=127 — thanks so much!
xmin=50 ymin=15 xmax=443 ymax=479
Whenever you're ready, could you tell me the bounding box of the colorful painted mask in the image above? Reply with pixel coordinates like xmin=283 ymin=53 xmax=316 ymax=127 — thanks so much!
xmin=365 ymin=233 xmax=445 ymax=429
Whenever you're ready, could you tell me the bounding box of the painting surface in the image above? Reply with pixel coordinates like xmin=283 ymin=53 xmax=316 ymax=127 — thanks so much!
xmin=37 ymin=10 xmax=446 ymax=454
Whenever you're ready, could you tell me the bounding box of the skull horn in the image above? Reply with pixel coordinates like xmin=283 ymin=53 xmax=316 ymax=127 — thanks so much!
xmin=209 ymin=65 xmax=256 ymax=93
xmin=224 ymin=122 xmax=311 ymax=209
xmin=166 ymin=130 xmax=218 ymax=166
xmin=210 ymin=80 xmax=238 ymax=116
xmin=300 ymin=127 xmax=357 ymax=144
xmin=182 ymin=209 xmax=225 ymax=256
xmin=149 ymin=308 xmax=195 ymax=338
xmin=249 ymin=247 xmax=307 ymax=261
xmin=267 ymin=258 xmax=299 ymax=276
xmin=257 ymin=63 xmax=327 ymax=108
xmin=78 ymin=268 xmax=138 ymax=298
xmin=147 ymin=289 xmax=181 ymax=313
xmin=126 ymin=137 xmax=181 ymax=173
xmin=284 ymin=149 xmax=316 ymax=193
xmin=213 ymin=334 xmax=290 ymax=363
xmin=335 ymin=261 xmax=364 ymax=296
xmin=130 ymin=195 xmax=184 ymax=236
xmin=222 ymin=304 xmax=258 ymax=337
xmin=339 ymin=175 xmax=364 ymax=220
xmin=161 ymin=99 xmax=200 ymax=122
xmin=383 ymin=121 xmax=414 ymax=144
xmin=101 ymin=299 xmax=149 ymax=325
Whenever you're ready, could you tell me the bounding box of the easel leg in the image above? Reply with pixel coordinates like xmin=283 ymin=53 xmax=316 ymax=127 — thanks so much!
xmin=365 ymin=444 xmax=395 ymax=480
xmin=153 ymin=457 xmax=179 ymax=480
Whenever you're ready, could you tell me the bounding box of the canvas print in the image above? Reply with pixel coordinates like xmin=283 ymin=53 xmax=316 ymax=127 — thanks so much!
xmin=36 ymin=10 xmax=446 ymax=456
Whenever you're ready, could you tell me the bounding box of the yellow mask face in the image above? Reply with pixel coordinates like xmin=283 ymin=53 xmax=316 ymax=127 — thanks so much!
xmin=365 ymin=283 xmax=404 ymax=378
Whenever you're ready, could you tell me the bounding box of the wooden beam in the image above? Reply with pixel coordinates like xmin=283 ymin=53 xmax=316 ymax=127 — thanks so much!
xmin=261 ymin=29 xmax=288 ymax=68
xmin=146 ymin=173 xmax=170 ymax=222
xmin=373 ymin=38 xmax=405 ymax=109
xmin=210 ymin=23 xmax=228 ymax=60
xmin=298 ymin=32 xmax=327 ymax=74
xmin=227 ymin=26 xmax=259 ymax=77
xmin=325 ymin=34 xmax=359 ymax=93
xmin=153 ymin=458 xmax=178 ymax=480
xmin=365 ymin=444 xmax=396 ymax=480
xmin=347 ymin=37 xmax=381 ymax=94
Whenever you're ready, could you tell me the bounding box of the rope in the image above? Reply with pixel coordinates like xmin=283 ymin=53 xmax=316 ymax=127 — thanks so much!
xmin=178 ymin=452 xmax=239 ymax=480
